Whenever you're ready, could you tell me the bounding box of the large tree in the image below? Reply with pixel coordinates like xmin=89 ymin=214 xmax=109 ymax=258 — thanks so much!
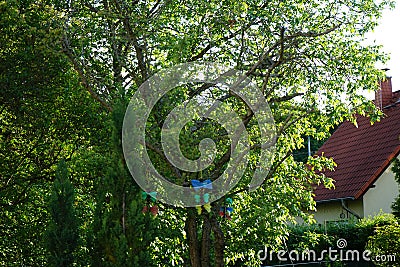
xmin=0 ymin=0 xmax=109 ymax=265
xmin=58 ymin=0 xmax=392 ymax=266
xmin=1 ymin=0 xmax=394 ymax=266
xmin=57 ymin=0 xmax=390 ymax=266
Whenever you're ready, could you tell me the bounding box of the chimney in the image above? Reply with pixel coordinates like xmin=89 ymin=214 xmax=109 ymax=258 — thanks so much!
xmin=375 ymin=70 xmax=393 ymax=109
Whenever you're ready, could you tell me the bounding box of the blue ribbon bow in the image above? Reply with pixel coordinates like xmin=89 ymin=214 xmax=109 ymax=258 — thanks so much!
xmin=191 ymin=179 xmax=212 ymax=191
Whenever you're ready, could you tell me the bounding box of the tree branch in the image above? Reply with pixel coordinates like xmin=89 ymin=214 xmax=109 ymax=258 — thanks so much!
xmin=200 ymin=215 xmax=211 ymax=267
xmin=246 ymin=24 xmax=340 ymax=78
xmin=113 ymin=0 xmax=148 ymax=81
xmin=145 ymin=141 xmax=182 ymax=179
xmin=270 ymin=92 xmax=304 ymax=103
xmin=227 ymin=151 xmax=291 ymax=197
xmin=189 ymin=19 xmax=259 ymax=62
xmin=62 ymin=36 xmax=113 ymax=112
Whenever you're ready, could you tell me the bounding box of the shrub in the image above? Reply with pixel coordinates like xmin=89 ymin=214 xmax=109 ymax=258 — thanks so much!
xmin=45 ymin=160 xmax=79 ymax=267
xmin=275 ymin=214 xmax=399 ymax=266
xmin=391 ymin=158 xmax=400 ymax=218
xmin=366 ymin=222 xmax=400 ymax=267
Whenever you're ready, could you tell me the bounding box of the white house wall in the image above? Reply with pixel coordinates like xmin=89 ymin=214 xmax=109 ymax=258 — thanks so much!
xmin=312 ymin=199 xmax=364 ymax=224
xmin=362 ymin=156 xmax=400 ymax=217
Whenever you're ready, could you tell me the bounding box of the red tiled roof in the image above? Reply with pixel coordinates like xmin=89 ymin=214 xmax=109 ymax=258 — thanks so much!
xmin=314 ymin=103 xmax=400 ymax=202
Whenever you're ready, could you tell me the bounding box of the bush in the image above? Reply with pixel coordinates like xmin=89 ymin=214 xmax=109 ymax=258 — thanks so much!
xmin=45 ymin=160 xmax=79 ymax=267
xmin=270 ymin=214 xmax=399 ymax=266
xmin=287 ymin=214 xmax=395 ymax=252
xmin=391 ymin=158 xmax=400 ymax=218
xmin=366 ymin=222 xmax=400 ymax=267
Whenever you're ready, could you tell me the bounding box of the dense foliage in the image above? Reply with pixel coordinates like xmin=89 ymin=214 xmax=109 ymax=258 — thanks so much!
xmin=0 ymin=0 xmax=395 ymax=266
xmin=0 ymin=0 xmax=108 ymax=265
xmin=275 ymin=214 xmax=399 ymax=266
xmin=367 ymin=221 xmax=400 ymax=267
xmin=46 ymin=160 xmax=79 ymax=267
xmin=90 ymin=103 xmax=159 ymax=266
xmin=391 ymin=158 xmax=400 ymax=218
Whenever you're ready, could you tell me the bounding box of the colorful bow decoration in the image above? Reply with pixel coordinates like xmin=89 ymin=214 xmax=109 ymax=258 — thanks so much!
xmin=141 ymin=191 xmax=157 ymax=202
xmin=219 ymin=198 xmax=233 ymax=220
xmin=142 ymin=205 xmax=159 ymax=216
xmin=141 ymin=191 xmax=158 ymax=216
xmin=196 ymin=203 xmax=212 ymax=215
xmin=191 ymin=179 xmax=213 ymax=214
xmin=225 ymin=197 xmax=233 ymax=205
xmin=191 ymin=179 xmax=213 ymax=191
xmin=195 ymin=193 xmax=211 ymax=214
xmin=194 ymin=193 xmax=210 ymax=204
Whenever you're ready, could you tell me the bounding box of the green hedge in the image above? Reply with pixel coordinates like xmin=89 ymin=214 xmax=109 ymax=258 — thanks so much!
xmin=366 ymin=221 xmax=400 ymax=266
xmin=265 ymin=214 xmax=399 ymax=266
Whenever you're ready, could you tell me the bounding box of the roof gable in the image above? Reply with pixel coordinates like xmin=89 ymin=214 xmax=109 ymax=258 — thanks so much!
xmin=314 ymin=104 xmax=400 ymax=202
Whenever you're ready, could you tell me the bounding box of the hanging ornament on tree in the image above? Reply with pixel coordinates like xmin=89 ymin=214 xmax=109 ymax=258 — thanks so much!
xmin=141 ymin=191 xmax=158 ymax=216
xmin=196 ymin=203 xmax=212 ymax=215
xmin=191 ymin=179 xmax=212 ymax=191
xmin=219 ymin=197 xmax=233 ymax=220
xmin=191 ymin=179 xmax=212 ymax=214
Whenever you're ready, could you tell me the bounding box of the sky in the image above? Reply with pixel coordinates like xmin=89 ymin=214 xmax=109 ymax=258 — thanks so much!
xmin=365 ymin=2 xmax=400 ymax=94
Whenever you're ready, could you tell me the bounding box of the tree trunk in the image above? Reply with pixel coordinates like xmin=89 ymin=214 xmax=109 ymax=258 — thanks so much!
xmin=185 ymin=210 xmax=201 ymax=267
xmin=186 ymin=209 xmax=225 ymax=267
xmin=211 ymin=215 xmax=225 ymax=267
xmin=200 ymin=215 xmax=211 ymax=267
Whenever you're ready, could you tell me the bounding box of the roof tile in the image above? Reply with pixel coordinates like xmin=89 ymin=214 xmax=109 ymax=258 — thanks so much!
xmin=314 ymin=104 xmax=400 ymax=201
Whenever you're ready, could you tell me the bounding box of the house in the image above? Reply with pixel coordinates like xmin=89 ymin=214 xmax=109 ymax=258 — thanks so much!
xmin=312 ymin=76 xmax=400 ymax=223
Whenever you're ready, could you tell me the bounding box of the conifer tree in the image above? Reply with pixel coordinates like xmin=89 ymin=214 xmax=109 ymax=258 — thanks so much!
xmin=91 ymin=102 xmax=158 ymax=266
xmin=46 ymin=160 xmax=79 ymax=267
